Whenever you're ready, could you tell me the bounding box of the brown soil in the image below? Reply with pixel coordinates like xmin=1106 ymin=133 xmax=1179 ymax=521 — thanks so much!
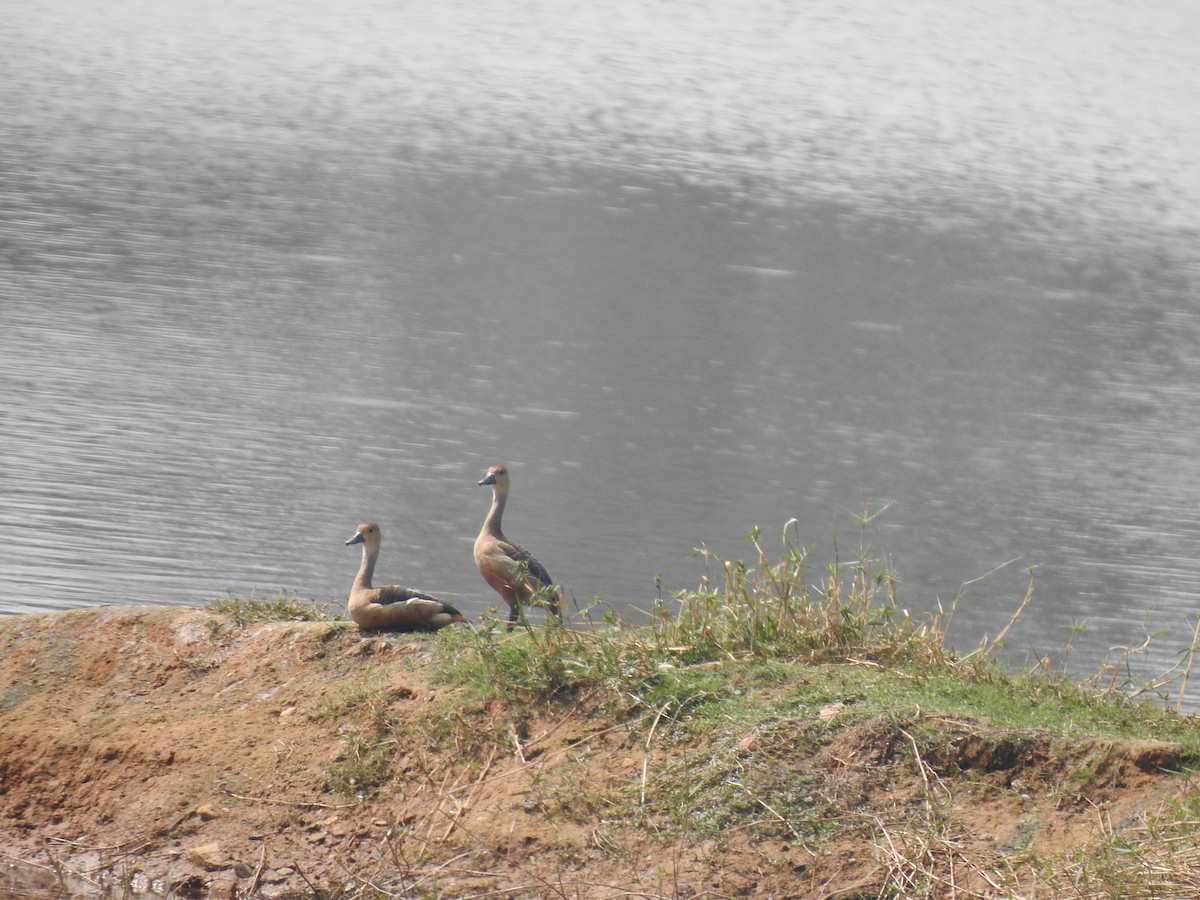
xmin=0 ymin=606 xmax=1189 ymax=898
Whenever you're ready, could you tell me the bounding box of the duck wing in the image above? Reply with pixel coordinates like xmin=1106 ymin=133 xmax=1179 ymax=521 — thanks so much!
xmin=366 ymin=592 xmax=470 ymax=627
xmin=497 ymin=539 xmax=554 ymax=588
xmin=373 ymin=585 xmax=443 ymax=606
xmin=401 ymin=595 xmax=469 ymax=621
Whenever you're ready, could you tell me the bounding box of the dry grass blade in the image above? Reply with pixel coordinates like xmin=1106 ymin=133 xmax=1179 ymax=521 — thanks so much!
xmin=640 ymin=701 xmax=675 ymax=806
xmin=1175 ymin=614 xmax=1200 ymax=713
xmin=441 ymin=745 xmax=498 ymax=842
xmin=973 ymin=561 xmax=1033 ymax=661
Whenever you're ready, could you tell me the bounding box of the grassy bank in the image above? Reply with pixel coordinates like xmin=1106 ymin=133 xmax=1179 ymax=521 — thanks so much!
xmin=4 ymin=520 xmax=1200 ymax=898
xmin=305 ymin=519 xmax=1200 ymax=897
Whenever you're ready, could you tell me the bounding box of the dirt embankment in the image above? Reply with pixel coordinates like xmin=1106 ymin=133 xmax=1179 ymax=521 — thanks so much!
xmin=0 ymin=606 xmax=1190 ymax=898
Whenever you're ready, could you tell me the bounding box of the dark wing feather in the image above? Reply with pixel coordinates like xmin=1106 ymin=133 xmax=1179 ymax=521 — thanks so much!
xmin=438 ymin=599 xmax=470 ymax=621
xmin=499 ymin=540 xmax=553 ymax=588
xmin=374 ymin=585 xmax=442 ymax=606
xmin=524 ymin=556 xmax=553 ymax=589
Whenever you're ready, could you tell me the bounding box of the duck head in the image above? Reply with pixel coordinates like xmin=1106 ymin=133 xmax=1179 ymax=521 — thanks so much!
xmin=346 ymin=521 xmax=382 ymax=547
xmin=478 ymin=465 xmax=509 ymax=489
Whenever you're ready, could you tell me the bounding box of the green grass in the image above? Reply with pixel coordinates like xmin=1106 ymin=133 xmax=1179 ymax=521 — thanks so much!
xmin=207 ymin=590 xmax=336 ymax=626
xmin=421 ymin=514 xmax=1200 ymax=896
xmin=434 ymin=512 xmax=1200 ymax=747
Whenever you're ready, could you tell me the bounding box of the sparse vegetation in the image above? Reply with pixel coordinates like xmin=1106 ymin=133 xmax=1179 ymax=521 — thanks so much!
xmin=208 ymin=590 xmax=335 ymax=625
xmin=419 ymin=509 xmax=1200 ymax=898
xmin=6 ymin=513 xmax=1200 ymax=897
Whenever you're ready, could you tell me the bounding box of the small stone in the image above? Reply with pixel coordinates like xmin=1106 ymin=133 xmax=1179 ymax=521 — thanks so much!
xmin=186 ymin=843 xmax=237 ymax=870
xmin=818 ymin=701 xmax=845 ymax=720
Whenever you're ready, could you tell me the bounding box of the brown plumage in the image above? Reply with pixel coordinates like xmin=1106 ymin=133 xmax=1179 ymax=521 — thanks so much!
xmin=345 ymin=522 xmax=469 ymax=631
xmin=474 ymin=465 xmax=562 ymax=624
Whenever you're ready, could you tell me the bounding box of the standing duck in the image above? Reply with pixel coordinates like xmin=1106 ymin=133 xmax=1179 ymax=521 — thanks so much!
xmin=345 ymin=522 xmax=469 ymax=631
xmin=474 ymin=465 xmax=562 ymax=624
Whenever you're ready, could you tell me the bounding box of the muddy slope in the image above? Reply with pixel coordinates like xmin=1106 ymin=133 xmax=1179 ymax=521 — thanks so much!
xmin=0 ymin=606 xmax=1189 ymax=898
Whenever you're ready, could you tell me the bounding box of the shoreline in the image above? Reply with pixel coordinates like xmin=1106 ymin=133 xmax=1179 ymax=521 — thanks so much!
xmin=1 ymin=602 xmax=1197 ymax=898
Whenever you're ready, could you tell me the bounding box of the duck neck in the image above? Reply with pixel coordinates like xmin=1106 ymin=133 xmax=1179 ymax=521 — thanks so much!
xmin=354 ymin=543 xmax=379 ymax=591
xmin=482 ymin=487 xmax=507 ymax=538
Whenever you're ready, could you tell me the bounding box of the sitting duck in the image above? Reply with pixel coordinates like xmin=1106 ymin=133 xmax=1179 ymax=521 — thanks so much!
xmin=345 ymin=521 xmax=469 ymax=631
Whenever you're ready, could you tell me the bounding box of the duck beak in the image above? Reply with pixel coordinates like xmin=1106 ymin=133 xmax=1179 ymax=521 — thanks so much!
xmin=479 ymin=472 xmax=497 ymax=486
xmin=346 ymin=532 xmax=365 ymax=546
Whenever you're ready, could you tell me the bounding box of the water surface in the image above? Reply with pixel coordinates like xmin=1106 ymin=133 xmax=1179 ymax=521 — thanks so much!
xmin=2 ymin=0 xmax=1200 ymax=699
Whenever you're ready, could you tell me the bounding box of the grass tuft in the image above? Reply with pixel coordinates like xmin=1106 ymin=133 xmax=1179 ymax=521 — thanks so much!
xmin=437 ymin=509 xmax=956 ymax=708
xmin=299 ymin=511 xmax=1200 ymax=898
xmin=207 ymin=590 xmax=335 ymax=626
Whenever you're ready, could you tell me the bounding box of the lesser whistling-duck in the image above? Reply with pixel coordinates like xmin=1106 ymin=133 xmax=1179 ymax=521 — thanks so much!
xmin=474 ymin=465 xmax=562 ymax=624
xmin=345 ymin=522 xmax=469 ymax=631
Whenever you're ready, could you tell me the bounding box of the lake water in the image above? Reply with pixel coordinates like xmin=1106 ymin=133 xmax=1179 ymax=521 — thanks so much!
xmin=3 ymin=0 xmax=1200 ymax=703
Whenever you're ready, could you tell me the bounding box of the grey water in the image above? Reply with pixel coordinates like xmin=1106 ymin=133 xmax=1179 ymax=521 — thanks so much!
xmin=2 ymin=0 xmax=1200 ymax=701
